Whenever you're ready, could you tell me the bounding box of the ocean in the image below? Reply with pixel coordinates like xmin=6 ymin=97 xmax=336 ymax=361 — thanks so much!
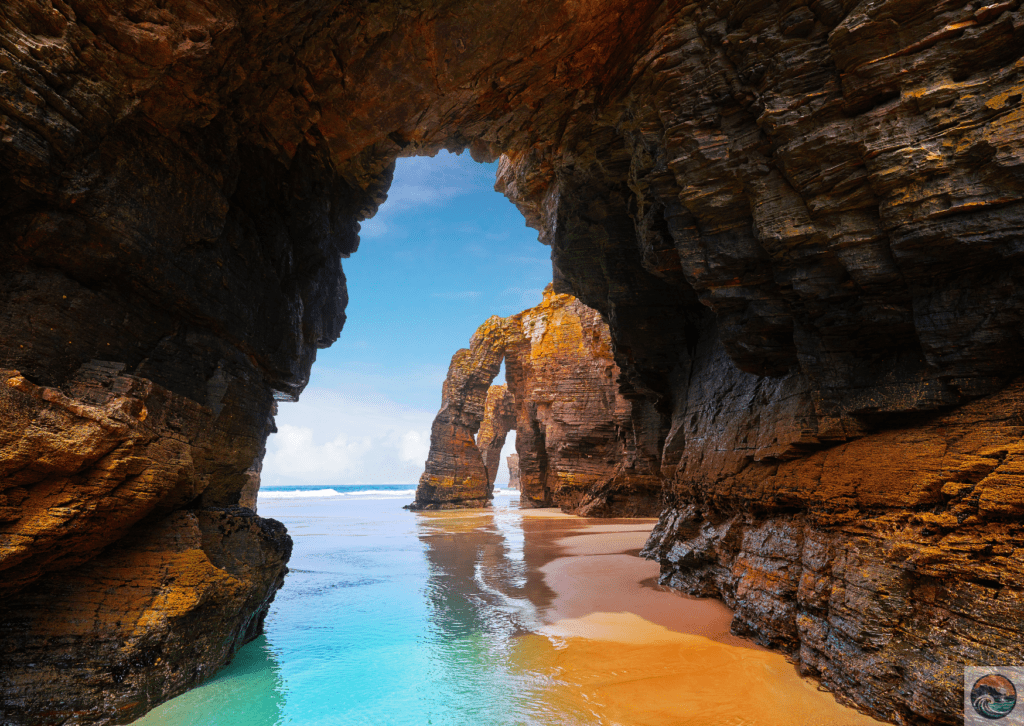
xmin=132 ymin=485 xmax=885 ymax=726
xmin=131 ymin=485 xmax=549 ymax=726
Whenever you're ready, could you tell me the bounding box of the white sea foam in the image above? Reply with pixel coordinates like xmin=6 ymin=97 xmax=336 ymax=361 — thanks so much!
xmin=258 ymin=486 xmax=519 ymax=501
xmin=258 ymin=488 xmax=417 ymax=500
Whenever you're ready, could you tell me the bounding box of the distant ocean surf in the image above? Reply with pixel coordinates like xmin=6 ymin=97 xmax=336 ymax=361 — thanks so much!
xmin=257 ymin=484 xmax=518 ymax=500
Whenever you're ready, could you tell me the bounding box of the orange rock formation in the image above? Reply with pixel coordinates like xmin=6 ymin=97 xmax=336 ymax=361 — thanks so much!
xmin=413 ymin=287 xmax=663 ymax=515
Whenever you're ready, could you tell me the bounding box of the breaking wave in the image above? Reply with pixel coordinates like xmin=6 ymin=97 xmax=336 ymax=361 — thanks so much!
xmin=258 ymin=486 xmax=519 ymax=501
xmin=259 ymin=487 xmax=416 ymax=500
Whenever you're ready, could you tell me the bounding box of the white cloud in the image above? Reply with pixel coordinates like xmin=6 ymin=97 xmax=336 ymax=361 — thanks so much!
xmin=260 ymin=385 xmax=522 ymax=488
xmin=358 ymin=218 xmax=390 ymax=239
xmin=379 ymin=152 xmax=485 ymax=211
xmin=261 ymin=387 xmax=436 ymax=486
xmin=356 ymin=152 xmax=497 ymax=241
xmin=399 ymin=430 xmax=430 ymax=466
xmin=500 ymin=286 xmax=545 ymax=311
xmin=384 ymin=183 xmax=468 ymax=209
xmin=265 ymin=425 xmax=372 ymax=478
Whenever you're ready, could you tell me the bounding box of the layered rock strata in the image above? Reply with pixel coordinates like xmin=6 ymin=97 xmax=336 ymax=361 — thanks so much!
xmin=507 ymin=453 xmax=521 ymax=491
xmin=0 ymin=360 xmax=291 ymax=724
xmin=493 ymin=4 xmax=1024 ymax=723
xmin=477 ymin=385 xmax=517 ymax=490
xmin=412 ymin=317 xmax=506 ymax=509
xmin=2 ymin=0 xmax=1024 ymax=723
xmin=412 ymin=287 xmax=663 ymax=515
xmin=0 ymin=506 xmax=290 ymax=725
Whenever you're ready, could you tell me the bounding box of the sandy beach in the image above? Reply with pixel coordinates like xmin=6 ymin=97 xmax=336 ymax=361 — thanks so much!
xmin=132 ymin=494 xmax=888 ymax=726
xmin=421 ymin=506 xmax=885 ymax=726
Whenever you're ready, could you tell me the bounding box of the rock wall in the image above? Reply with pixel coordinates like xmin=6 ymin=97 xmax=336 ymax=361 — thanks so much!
xmin=2 ymin=0 xmax=1024 ymax=723
xmin=507 ymin=287 xmax=664 ymax=515
xmin=0 ymin=507 xmax=290 ymax=725
xmin=477 ymin=385 xmax=517 ymax=490
xmin=492 ymin=4 xmax=1024 ymax=722
xmin=0 ymin=361 xmax=291 ymax=724
xmin=412 ymin=287 xmax=664 ymax=515
xmin=411 ymin=317 xmax=507 ymax=509
xmin=507 ymin=453 xmax=521 ymax=491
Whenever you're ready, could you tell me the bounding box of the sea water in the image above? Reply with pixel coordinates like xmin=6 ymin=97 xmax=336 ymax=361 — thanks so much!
xmin=132 ymin=485 xmax=549 ymax=726
xmin=131 ymin=486 xmax=885 ymax=726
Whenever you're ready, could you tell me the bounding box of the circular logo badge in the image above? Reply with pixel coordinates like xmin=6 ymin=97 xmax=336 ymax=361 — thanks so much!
xmin=972 ymin=674 xmax=1018 ymax=720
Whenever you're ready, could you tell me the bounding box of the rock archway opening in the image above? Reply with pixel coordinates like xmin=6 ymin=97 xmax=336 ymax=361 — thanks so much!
xmin=490 ymin=361 xmax=520 ymax=491
xmin=258 ymin=150 xmax=548 ymax=497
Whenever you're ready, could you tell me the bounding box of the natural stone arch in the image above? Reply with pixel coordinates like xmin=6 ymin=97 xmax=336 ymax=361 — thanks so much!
xmin=413 ymin=287 xmax=666 ymax=515
xmin=411 ymin=315 xmax=511 ymax=509
xmin=477 ymin=385 xmax=517 ymax=490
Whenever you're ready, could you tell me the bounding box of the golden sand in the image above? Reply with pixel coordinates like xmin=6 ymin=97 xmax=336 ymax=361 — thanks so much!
xmin=529 ymin=510 xmax=883 ymax=726
xmin=419 ymin=506 xmax=885 ymax=726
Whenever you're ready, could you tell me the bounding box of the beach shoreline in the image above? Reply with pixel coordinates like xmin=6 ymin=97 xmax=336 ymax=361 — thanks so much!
xmin=131 ymin=493 xmax=884 ymax=726
xmin=419 ymin=504 xmax=885 ymax=726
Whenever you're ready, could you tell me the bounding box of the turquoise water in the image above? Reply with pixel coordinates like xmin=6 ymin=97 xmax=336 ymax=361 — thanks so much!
xmin=133 ymin=486 xmax=551 ymax=726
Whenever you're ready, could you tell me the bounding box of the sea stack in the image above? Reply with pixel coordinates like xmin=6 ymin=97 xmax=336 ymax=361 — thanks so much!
xmin=412 ymin=287 xmax=666 ymax=515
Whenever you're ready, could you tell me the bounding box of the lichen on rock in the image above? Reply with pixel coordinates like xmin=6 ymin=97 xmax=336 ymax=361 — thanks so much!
xmin=412 ymin=287 xmax=664 ymax=515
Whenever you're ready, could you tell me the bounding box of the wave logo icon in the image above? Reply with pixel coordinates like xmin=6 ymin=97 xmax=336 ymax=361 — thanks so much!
xmin=972 ymin=675 xmax=1018 ymax=720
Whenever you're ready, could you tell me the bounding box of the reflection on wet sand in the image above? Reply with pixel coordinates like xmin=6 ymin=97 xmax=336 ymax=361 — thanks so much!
xmin=417 ymin=507 xmax=885 ymax=726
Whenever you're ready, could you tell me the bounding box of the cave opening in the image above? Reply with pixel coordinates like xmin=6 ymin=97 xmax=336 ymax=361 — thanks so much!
xmin=259 ymin=150 xmax=541 ymax=496
xmin=6 ymin=0 xmax=1023 ymax=722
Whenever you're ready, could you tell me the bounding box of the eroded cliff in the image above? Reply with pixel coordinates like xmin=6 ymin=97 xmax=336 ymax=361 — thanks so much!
xmin=2 ymin=0 xmax=1024 ymax=723
xmin=412 ymin=287 xmax=663 ymax=515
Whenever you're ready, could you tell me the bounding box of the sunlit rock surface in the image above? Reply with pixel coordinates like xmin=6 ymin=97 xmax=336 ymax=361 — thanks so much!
xmin=507 ymin=287 xmax=664 ymax=515
xmin=478 ymin=385 xmax=516 ymax=490
xmin=412 ymin=287 xmax=663 ymax=514
xmin=2 ymin=0 xmax=1024 ymax=722
xmin=412 ymin=317 xmax=508 ymax=509
xmin=507 ymin=453 xmax=521 ymax=490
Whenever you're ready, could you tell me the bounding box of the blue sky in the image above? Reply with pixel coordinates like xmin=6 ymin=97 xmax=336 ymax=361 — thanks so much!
xmin=261 ymin=151 xmax=549 ymax=487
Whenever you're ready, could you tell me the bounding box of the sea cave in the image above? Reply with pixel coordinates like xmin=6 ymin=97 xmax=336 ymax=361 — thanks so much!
xmin=2 ymin=0 xmax=1024 ymax=724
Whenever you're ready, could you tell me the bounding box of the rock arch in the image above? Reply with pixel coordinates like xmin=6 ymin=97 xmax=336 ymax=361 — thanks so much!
xmin=412 ymin=286 xmax=674 ymax=516
xmin=1 ymin=0 xmax=1024 ymax=723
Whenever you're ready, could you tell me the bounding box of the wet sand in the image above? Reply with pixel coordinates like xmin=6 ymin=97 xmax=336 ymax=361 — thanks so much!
xmin=421 ymin=506 xmax=886 ymax=726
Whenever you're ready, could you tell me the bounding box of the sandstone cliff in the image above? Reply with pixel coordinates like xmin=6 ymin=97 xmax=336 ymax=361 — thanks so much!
xmin=412 ymin=287 xmax=663 ymax=515
xmin=507 ymin=453 xmax=521 ymax=490
xmin=412 ymin=316 xmax=507 ymax=509
xmin=477 ymin=385 xmax=517 ymax=490
xmin=2 ymin=0 xmax=1023 ymax=723
xmin=509 ymin=288 xmax=664 ymax=515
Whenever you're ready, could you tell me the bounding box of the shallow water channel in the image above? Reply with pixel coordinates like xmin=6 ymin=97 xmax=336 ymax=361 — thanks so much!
xmin=133 ymin=491 xmax=882 ymax=726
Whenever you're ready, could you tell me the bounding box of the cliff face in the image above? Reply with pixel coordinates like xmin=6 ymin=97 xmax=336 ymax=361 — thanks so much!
xmin=412 ymin=288 xmax=662 ymax=514
xmin=412 ymin=317 xmax=507 ymax=509
xmin=493 ymin=4 xmax=1024 ymax=723
xmin=2 ymin=0 xmax=1023 ymax=723
xmin=0 ymin=362 xmax=291 ymax=723
xmin=507 ymin=288 xmax=664 ymax=515
xmin=477 ymin=385 xmax=516 ymax=490
xmin=1 ymin=507 xmax=290 ymax=725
